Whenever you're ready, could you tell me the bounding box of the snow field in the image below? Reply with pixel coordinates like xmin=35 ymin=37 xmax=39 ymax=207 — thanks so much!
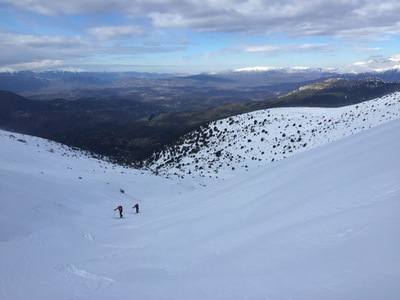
xmin=0 ymin=99 xmax=400 ymax=299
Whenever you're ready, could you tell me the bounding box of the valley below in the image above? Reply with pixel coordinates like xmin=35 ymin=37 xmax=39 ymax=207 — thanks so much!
xmin=1 ymin=71 xmax=400 ymax=165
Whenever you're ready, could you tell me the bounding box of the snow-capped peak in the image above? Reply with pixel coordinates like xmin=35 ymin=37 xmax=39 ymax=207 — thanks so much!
xmin=234 ymin=66 xmax=282 ymax=72
xmin=232 ymin=66 xmax=336 ymax=74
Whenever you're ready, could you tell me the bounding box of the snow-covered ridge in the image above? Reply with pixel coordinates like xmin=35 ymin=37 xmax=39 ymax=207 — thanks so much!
xmin=234 ymin=66 xmax=283 ymax=72
xmin=146 ymin=92 xmax=400 ymax=178
xmin=232 ymin=66 xmax=333 ymax=73
xmin=231 ymin=66 xmax=400 ymax=74
xmin=0 ymin=131 xmax=117 ymax=172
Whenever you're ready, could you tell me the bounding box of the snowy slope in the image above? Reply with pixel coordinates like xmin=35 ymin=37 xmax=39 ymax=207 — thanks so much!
xmin=1 ymin=119 xmax=400 ymax=299
xmin=146 ymin=92 xmax=400 ymax=178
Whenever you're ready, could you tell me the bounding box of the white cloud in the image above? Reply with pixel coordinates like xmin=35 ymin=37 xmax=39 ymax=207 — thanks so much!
xmin=349 ymin=54 xmax=400 ymax=72
xmin=353 ymin=0 xmax=400 ymax=16
xmin=0 ymin=31 xmax=88 ymax=48
xmin=297 ymin=44 xmax=334 ymax=52
xmin=0 ymin=31 xmax=91 ymax=67
xmin=87 ymin=25 xmax=145 ymax=40
xmin=0 ymin=29 xmax=189 ymax=71
xmin=244 ymin=45 xmax=282 ymax=53
xmin=243 ymin=43 xmax=336 ymax=54
xmin=389 ymin=55 xmax=400 ymax=62
xmin=0 ymin=0 xmax=133 ymax=16
xmin=7 ymin=59 xmax=63 ymax=70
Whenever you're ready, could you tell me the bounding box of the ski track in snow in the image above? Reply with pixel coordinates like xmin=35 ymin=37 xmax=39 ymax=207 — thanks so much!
xmin=66 ymin=265 xmax=115 ymax=290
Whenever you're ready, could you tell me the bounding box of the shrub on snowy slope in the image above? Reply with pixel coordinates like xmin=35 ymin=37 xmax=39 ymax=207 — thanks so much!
xmin=144 ymin=92 xmax=400 ymax=177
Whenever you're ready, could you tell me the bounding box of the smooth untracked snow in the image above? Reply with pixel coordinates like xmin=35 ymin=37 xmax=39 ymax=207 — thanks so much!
xmin=1 ymin=118 xmax=400 ymax=298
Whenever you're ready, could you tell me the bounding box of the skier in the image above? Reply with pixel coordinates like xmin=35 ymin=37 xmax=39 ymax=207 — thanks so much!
xmin=114 ymin=205 xmax=123 ymax=218
xmin=133 ymin=203 xmax=139 ymax=214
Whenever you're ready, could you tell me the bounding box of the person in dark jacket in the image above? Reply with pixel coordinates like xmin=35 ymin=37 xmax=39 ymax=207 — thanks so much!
xmin=114 ymin=205 xmax=123 ymax=218
xmin=133 ymin=203 xmax=139 ymax=213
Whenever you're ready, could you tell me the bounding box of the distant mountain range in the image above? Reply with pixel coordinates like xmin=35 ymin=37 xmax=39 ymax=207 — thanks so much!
xmin=1 ymin=68 xmax=400 ymax=101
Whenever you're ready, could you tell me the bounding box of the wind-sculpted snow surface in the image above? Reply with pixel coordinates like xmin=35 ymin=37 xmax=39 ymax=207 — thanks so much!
xmin=1 ymin=114 xmax=400 ymax=298
xmin=146 ymin=92 xmax=400 ymax=178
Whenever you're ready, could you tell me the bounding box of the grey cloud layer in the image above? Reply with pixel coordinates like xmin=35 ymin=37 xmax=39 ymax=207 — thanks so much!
xmin=2 ymin=0 xmax=400 ymax=38
xmin=1 ymin=1 xmax=399 ymax=72
xmin=0 ymin=31 xmax=90 ymax=65
xmin=0 ymin=30 xmax=184 ymax=69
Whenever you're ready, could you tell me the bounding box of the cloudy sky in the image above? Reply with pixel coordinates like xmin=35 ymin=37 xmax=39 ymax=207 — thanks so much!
xmin=0 ymin=0 xmax=399 ymax=73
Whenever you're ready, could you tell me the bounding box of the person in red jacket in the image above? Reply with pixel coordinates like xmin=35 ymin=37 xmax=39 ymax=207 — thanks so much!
xmin=114 ymin=205 xmax=123 ymax=218
xmin=133 ymin=203 xmax=139 ymax=214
